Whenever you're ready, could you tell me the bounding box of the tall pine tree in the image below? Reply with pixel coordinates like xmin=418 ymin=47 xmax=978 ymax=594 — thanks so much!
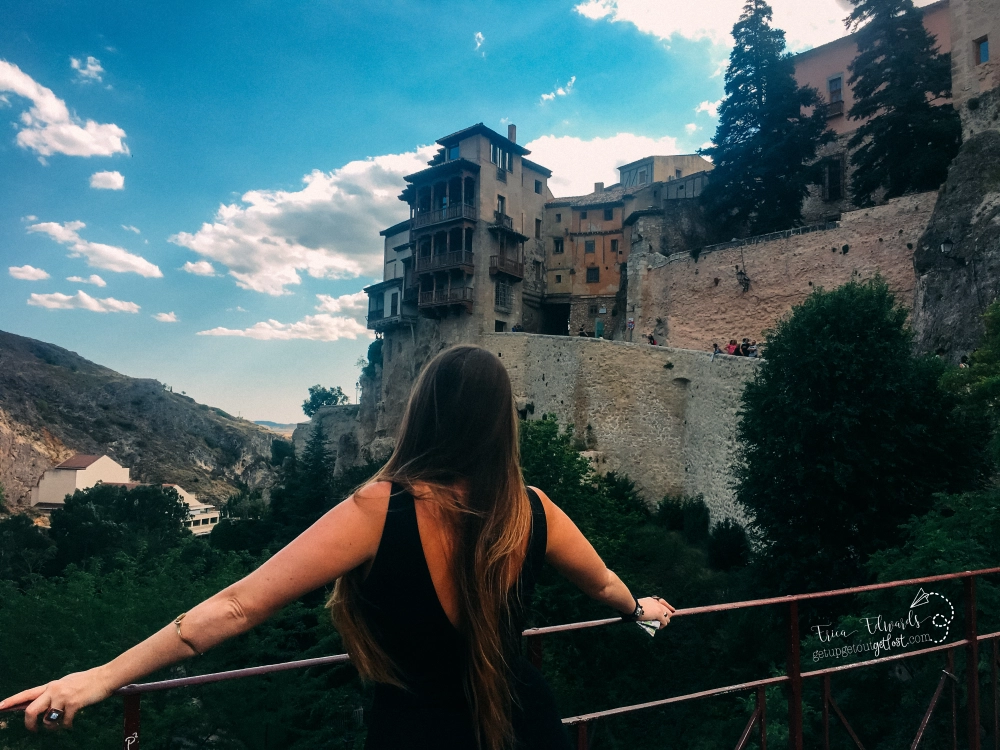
xmin=846 ymin=0 xmax=961 ymax=205
xmin=701 ymin=0 xmax=832 ymax=237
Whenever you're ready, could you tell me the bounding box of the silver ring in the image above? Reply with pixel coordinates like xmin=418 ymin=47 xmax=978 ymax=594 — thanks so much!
xmin=44 ymin=708 xmax=64 ymax=723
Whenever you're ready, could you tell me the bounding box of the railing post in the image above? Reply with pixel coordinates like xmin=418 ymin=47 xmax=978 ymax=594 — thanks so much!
xmin=122 ymin=693 xmax=140 ymax=749
xmin=967 ymin=577 xmax=981 ymax=750
xmin=951 ymin=649 xmax=959 ymax=750
xmin=788 ymin=601 xmax=804 ymax=750
xmin=576 ymin=721 xmax=589 ymax=750
xmin=992 ymin=638 xmax=998 ymax=750
xmin=823 ymin=675 xmax=831 ymax=750
xmin=758 ymin=686 xmax=768 ymax=750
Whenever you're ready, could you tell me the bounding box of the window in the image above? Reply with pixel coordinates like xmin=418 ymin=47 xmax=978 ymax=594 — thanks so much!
xmin=976 ymin=36 xmax=990 ymax=65
xmin=555 ymin=213 xmax=561 ymax=223
xmin=675 ymin=169 xmax=683 ymax=179
xmin=588 ymin=305 xmax=599 ymax=315
xmin=534 ymin=180 xmax=542 ymax=194
xmin=580 ymin=210 xmax=588 ymax=220
xmin=828 ymin=76 xmax=843 ymax=103
xmin=604 ymin=208 xmax=613 ymax=221
xmin=555 ymin=274 xmax=562 ymax=283
xmin=497 ymin=195 xmax=506 ymax=216
xmin=495 ymin=280 xmax=513 ymax=312
xmin=585 ymin=240 xmax=595 ymax=254
xmin=495 ymin=320 xmax=507 ymax=332
xmin=490 ymin=143 xmax=511 ymax=172
xmin=586 ymin=267 xmax=600 ymax=283
xmin=535 ymin=218 xmax=542 ymax=239
xmin=638 ymin=169 xmax=647 ymax=185
xmin=823 ymin=157 xmax=844 ymax=202
xmin=553 ymin=238 xmax=564 ymax=254
xmin=390 ymin=292 xmax=399 ymax=317
xmin=611 ymin=239 xmax=619 ymax=254
xmin=448 ymin=145 xmax=460 ymax=160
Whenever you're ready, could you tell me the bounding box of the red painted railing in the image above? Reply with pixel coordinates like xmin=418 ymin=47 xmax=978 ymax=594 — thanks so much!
xmin=4 ymin=567 xmax=1000 ymax=750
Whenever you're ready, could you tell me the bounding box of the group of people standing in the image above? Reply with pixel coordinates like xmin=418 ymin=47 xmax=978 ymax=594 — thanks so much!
xmin=713 ymin=338 xmax=759 ymax=360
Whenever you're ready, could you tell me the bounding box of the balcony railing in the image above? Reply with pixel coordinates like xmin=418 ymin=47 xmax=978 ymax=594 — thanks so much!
xmin=492 ymin=211 xmax=513 ymax=231
xmin=414 ymin=251 xmax=474 ymax=274
xmin=489 ymin=255 xmax=524 ymax=280
xmin=368 ymin=311 xmax=417 ymax=331
xmin=411 ymin=202 xmax=477 ymax=229
xmin=827 ymin=99 xmax=845 ymax=118
xmin=5 ymin=566 xmax=998 ymax=750
xmin=496 ymin=166 xmax=507 ymax=183
xmin=418 ymin=287 xmax=474 ymax=307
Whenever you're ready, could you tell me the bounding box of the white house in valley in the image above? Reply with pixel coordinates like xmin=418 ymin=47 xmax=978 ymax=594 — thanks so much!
xmin=28 ymin=454 xmax=219 ymax=534
xmin=30 ymin=454 xmax=130 ymax=510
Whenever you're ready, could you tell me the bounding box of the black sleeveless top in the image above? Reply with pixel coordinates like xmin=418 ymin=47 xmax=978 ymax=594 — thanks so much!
xmin=358 ymin=485 xmax=571 ymax=750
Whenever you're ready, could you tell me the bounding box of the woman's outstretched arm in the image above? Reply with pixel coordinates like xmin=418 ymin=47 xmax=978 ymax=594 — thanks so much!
xmin=529 ymin=486 xmax=674 ymax=626
xmin=0 ymin=482 xmax=392 ymax=731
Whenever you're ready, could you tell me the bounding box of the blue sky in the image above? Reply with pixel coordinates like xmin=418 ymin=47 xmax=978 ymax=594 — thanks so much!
xmin=1 ymin=0 xmax=906 ymax=423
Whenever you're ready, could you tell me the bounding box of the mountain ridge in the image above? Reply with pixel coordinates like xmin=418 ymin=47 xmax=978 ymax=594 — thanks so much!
xmin=0 ymin=329 xmax=279 ymax=508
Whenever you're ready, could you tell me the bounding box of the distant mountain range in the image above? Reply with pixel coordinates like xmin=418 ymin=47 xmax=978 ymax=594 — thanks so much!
xmin=0 ymin=329 xmax=281 ymax=508
xmin=253 ymin=420 xmax=300 ymax=437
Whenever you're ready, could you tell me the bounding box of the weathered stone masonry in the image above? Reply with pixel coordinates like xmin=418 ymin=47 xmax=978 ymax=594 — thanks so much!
xmin=484 ymin=333 xmax=757 ymax=521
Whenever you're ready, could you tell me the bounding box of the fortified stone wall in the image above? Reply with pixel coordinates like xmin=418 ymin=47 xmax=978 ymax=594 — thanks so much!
xmin=483 ymin=333 xmax=757 ymax=522
xmin=627 ymin=193 xmax=936 ymax=351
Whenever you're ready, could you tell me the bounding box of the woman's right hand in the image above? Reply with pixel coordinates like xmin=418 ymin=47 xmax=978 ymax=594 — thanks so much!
xmin=637 ymin=596 xmax=675 ymax=629
xmin=0 ymin=666 xmax=114 ymax=731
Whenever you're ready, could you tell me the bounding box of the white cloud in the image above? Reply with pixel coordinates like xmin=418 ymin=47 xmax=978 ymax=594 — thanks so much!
xmin=181 ymin=260 xmax=217 ymax=276
xmin=197 ymin=290 xmax=371 ymax=342
xmin=70 ymin=56 xmax=104 ymax=83
xmin=90 ymin=170 xmax=124 ymax=190
xmin=28 ymin=220 xmax=162 ymax=277
xmin=90 ymin=172 xmax=125 ymax=190
xmin=695 ymin=99 xmax=722 ymax=118
xmin=685 ymin=123 xmax=699 ymax=134
xmin=67 ymin=274 xmax=106 ymax=287
xmin=28 ymin=290 xmax=139 ymax=313
xmin=314 ymin=291 xmax=368 ymax=316
xmin=575 ymin=0 xmax=942 ymax=52
xmin=474 ymin=32 xmax=485 ymax=56
xmin=122 ymin=224 xmax=140 ymax=234
xmin=0 ymin=94 xmax=9 ymax=107
xmin=153 ymin=311 xmax=178 ymax=322
xmin=540 ymin=76 xmax=577 ymax=103
xmin=198 ymin=315 xmax=370 ymax=342
xmin=525 ymin=131 xmax=683 ymax=196
xmin=0 ymin=60 xmax=127 ymax=158
xmin=170 ymin=146 xmax=435 ymax=296
xmin=9 ymin=265 xmax=49 ymax=280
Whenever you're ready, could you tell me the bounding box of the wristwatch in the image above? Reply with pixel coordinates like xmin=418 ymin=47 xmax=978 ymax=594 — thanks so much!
xmin=622 ymin=598 xmax=644 ymax=622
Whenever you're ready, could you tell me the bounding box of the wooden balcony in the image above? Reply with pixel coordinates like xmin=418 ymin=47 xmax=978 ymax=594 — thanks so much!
xmin=418 ymin=287 xmax=474 ymax=310
xmin=414 ymin=250 xmax=474 ymax=274
xmin=489 ymin=255 xmax=524 ymax=280
xmin=496 ymin=166 xmax=507 ymax=183
xmin=826 ymin=100 xmax=844 ymax=118
xmin=367 ymin=310 xmax=418 ymax=331
xmin=489 ymin=212 xmax=529 ymax=242
xmin=411 ymin=203 xmax=477 ymax=229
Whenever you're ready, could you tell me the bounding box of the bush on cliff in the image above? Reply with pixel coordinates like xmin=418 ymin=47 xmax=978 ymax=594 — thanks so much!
xmin=735 ymin=278 xmax=986 ymax=594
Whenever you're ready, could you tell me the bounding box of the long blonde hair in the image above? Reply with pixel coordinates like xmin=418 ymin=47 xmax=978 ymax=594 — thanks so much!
xmin=329 ymin=345 xmax=532 ymax=750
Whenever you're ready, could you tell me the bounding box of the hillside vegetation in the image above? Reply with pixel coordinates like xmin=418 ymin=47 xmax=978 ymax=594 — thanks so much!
xmin=0 ymin=329 xmax=279 ymax=506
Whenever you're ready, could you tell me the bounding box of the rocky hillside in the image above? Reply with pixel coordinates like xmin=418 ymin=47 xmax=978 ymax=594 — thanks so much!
xmin=0 ymin=330 xmax=280 ymax=507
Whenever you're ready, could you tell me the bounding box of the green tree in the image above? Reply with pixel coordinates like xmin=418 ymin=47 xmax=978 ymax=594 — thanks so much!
xmin=48 ymin=483 xmax=189 ymax=571
xmin=735 ymin=279 xmax=986 ymax=594
xmin=301 ymin=385 xmax=349 ymax=417
xmin=845 ymin=0 xmax=961 ymax=205
xmin=0 ymin=515 xmax=56 ymax=585
xmin=701 ymin=0 xmax=832 ymax=237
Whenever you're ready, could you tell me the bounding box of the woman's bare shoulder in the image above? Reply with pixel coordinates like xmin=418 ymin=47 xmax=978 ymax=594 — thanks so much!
xmin=348 ymin=480 xmax=393 ymax=519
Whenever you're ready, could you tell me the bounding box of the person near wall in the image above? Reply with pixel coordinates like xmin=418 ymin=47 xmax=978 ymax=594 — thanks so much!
xmin=748 ymin=341 xmax=759 ymax=358
xmin=711 ymin=343 xmax=723 ymax=361
xmin=739 ymin=338 xmax=750 ymax=357
xmin=726 ymin=339 xmax=738 ymax=355
xmin=0 ymin=346 xmax=674 ymax=750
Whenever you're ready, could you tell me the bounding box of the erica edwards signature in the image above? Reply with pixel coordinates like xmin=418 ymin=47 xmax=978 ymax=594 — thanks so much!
xmin=810 ymin=588 xmax=955 ymax=663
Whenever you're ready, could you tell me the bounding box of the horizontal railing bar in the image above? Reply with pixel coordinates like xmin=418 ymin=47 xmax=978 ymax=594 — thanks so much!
xmin=561 ymin=675 xmax=790 ymax=725
xmin=523 ymin=617 xmax=623 ymax=636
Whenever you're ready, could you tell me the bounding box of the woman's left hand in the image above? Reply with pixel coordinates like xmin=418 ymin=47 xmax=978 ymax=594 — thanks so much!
xmin=638 ymin=596 xmax=675 ymax=629
xmin=0 ymin=667 xmax=114 ymax=731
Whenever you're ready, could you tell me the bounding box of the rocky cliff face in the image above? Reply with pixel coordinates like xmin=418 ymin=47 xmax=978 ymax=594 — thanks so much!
xmin=912 ymin=129 xmax=1000 ymax=358
xmin=0 ymin=330 xmax=279 ymax=507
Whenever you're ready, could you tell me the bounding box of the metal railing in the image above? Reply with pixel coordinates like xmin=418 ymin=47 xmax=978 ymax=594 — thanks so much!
xmin=414 ymin=251 xmax=474 ymax=274
xmin=418 ymin=287 xmax=474 ymax=307
xmin=489 ymin=254 xmax=524 ymax=279
xmin=411 ymin=203 xmax=477 ymax=229
xmin=4 ymin=567 xmax=999 ymax=750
